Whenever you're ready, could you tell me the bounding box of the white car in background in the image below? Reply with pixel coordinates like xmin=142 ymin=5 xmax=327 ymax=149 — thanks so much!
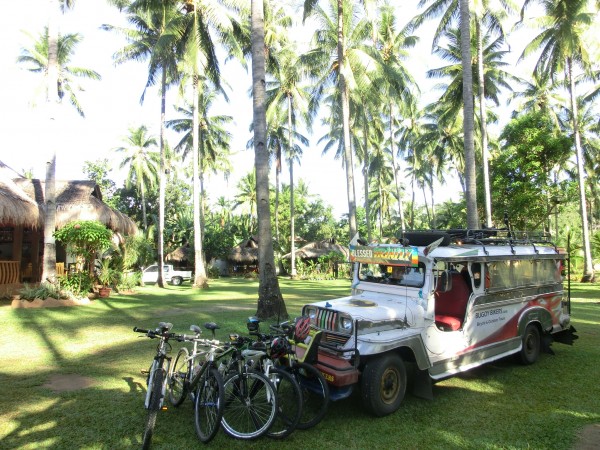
xmin=142 ymin=264 xmax=192 ymax=286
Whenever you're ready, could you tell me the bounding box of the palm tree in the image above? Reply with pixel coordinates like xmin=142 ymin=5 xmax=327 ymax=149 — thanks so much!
xmin=251 ymin=0 xmax=287 ymax=320
xmin=114 ymin=125 xmax=160 ymax=231
xmin=234 ymin=172 xmax=258 ymax=234
xmin=266 ymin=45 xmax=311 ymax=277
xmin=38 ymin=0 xmax=76 ymax=283
xmin=509 ymin=71 xmax=565 ymax=127
xmin=17 ymin=28 xmax=101 ymax=117
xmin=304 ymin=0 xmax=377 ymax=240
xmin=411 ymin=0 xmax=479 ymax=227
xmin=519 ymin=0 xmax=596 ymax=281
xmin=104 ymin=1 xmax=181 ymax=288
xmin=373 ymin=3 xmax=419 ymax=233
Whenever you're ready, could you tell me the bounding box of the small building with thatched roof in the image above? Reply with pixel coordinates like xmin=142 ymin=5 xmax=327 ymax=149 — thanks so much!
xmin=282 ymin=239 xmax=349 ymax=262
xmin=228 ymin=237 xmax=259 ymax=275
xmin=0 ymin=161 xmax=137 ymax=284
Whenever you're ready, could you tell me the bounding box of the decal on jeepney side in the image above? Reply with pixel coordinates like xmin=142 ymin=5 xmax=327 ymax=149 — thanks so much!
xmin=474 ymin=308 xmax=509 ymax=327
xmin=349 ymin=245 xmax=418 ymax=266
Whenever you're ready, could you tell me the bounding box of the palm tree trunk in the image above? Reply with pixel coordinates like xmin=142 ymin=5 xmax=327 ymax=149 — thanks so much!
xmin=459 ymin=0 xmax=479 ymax=229
xmin=476 ymin=20 xmax=492 ymax=228
xmin=337 ymin=0 xmax=358 ymax=240
xmin=41 ymin=0 xmax=60 ymax=283
xmin=288 ymin=96 xmax=297 ymax=278
xmin=363 ymin=120 xmax=372 ymax=243
xmin=389 ymin=101 xmax=405 ymax=232
xmin=192 ymin=74 xmax=208 ymax=288
xmin=157 ymin=69 xmax=167 ymax=288
xmin=567 ymin=57 xmax=594 ymax=281
xmin=252 ymin=0 xmax=287 ymax=319
xmin=275 ymin=149 xmax=281 ymax=244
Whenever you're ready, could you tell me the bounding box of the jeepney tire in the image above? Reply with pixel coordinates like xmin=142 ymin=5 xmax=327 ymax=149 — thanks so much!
xmin=360 ymin=354 xmax=407 ymax=417
xmin=171 ymin=276 xmax=183 ymax=286
xmin=517 ymin=323 xmax=541 ymax=365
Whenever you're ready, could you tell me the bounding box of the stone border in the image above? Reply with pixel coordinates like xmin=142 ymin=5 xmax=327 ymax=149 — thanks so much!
xmin=11 ymin=297 xmax=93 ymax=308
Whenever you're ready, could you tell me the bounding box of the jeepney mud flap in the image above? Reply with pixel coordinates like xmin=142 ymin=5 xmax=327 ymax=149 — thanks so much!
xmin=412 ymin=368 xmax=433 ymax=400
xmin=552 ymin=325 xmax=578 ymax=345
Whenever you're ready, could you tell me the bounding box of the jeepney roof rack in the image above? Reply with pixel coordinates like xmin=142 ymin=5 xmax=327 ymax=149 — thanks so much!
xmin=401 ymin=229 xmax=559 ymax=254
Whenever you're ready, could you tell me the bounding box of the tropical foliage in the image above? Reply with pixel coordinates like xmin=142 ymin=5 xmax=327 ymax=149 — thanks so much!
xmin=24 ymin=0 xmax=600 ymax=283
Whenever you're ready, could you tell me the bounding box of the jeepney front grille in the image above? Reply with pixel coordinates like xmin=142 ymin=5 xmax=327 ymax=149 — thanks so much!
xmin=314 ymin=308 xmax=351 ymax=347
xmin=316 ymin=308 xmax=338 ymax=330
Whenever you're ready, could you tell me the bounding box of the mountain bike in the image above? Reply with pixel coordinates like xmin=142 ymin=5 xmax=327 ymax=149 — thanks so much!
xmin=218 ymin=335 xmax=279 ymax=440
xmin=227 ymin=329 xmax=302 ymax=439
xmin=167 ymin=322 xmax=230 ymax=443
xmin=134 ymin=322 xmax=178 ymax=450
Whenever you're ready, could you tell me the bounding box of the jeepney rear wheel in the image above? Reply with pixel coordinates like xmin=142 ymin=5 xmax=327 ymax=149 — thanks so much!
xmin=360 ymin=354 xmax=406 ymax=417
xmin=517 ymin=323 xmax=541 ymax=365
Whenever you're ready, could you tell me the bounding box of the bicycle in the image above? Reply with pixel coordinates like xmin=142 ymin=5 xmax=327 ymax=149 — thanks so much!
xmin=228 ymin=325 xmax=302 ymax=439
xmin=133 ymin=322 xmax=178 ymax=450
xmin=218 ymin=334 xmax=279 ymax=440
xmin=267 ymin=317 xmax=330 ymax=430
xmin=167 ymin=322 xmax=230 ymax=443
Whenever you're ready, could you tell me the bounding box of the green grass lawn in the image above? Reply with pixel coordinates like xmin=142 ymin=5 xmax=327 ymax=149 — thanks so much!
xmin=0 ymin=278 xmax=598 ymax=450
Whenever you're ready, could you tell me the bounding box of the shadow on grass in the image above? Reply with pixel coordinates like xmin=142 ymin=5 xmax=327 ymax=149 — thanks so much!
xmin=0 ymin=279 xmax=598 ymax=449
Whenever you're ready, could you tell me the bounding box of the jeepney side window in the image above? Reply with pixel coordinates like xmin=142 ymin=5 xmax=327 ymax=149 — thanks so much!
xmin=488 ymin=261 xmax=512 ymax=290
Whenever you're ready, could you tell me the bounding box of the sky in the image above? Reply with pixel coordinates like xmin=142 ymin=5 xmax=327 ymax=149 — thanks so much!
xmin=0 ymin=0 xmax=563 ymax=221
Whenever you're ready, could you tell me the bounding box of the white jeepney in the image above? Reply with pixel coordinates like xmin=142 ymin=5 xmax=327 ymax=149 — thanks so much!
xmin=301 ymin=230 xmax=577 ymax=416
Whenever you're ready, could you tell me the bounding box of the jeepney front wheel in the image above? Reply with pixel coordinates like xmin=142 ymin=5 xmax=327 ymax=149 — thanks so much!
xmin=517 ymin=323 xmax=541 ymax=365
xmin=360 ymin=354 xmax=406 ymax=417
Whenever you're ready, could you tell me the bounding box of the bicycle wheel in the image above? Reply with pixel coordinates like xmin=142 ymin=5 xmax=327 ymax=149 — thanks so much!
xmin=266 ymin=367 xmax=302 ymax=439
xmin=194 ymin=367 xmax=225 ymax=443
xmin=221 ymin=370 xmax=278 ymax=440
xmin=142 ymin=362 xmax=164 ymax=450
xmin=287 ymin=362 xmax=330 ymax=430
xmin=168 ymin=347 xmax=189 ymax=407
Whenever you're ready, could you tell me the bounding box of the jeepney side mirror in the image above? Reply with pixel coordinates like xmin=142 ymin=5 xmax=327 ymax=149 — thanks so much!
xmin=437 ymin=270 xmax=452 ymax=292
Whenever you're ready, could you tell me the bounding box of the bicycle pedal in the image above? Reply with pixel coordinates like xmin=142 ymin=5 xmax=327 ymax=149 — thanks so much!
xmin=161 ymin=406 xmax=168 ymax=411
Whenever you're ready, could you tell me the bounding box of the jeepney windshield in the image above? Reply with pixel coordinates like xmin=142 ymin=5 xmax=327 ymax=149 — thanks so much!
xmin=358 ymin=262 xmax=426 ymax=287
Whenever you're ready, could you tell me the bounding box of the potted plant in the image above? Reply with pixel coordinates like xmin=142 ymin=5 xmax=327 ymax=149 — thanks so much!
xmin=97 ymin=258 xmax=118 ymax=298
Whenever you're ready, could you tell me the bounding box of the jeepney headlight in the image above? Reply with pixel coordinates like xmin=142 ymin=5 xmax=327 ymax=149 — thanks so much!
xmin=339 ymin=316 xmax=353 ymax=332
xmin=303 ymin=306 xmax=317 ymax=323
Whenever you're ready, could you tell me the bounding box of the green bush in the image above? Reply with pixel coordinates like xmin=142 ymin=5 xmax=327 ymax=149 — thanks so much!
xmin=117 ymin=271 xmax=141 ymax=291
xmin=19 ymin=282 xmax=67 ymax=300
xmin=60 ymin=272 xmax=94 ymax=297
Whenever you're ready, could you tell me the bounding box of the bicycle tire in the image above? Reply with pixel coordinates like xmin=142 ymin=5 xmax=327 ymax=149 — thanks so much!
xmin=266 ymin=367 xmax=302 ymax=439
xmin=142 ymin=362 xmax=164 ymax=450
xmin=286 ymin=362 xmax=330 ymax=429
xmin=194 ymin=366 xmax=225 ymax=443
xmin=168 ymin=347 xmax=189 ymax=407
xmin=221 ymin=370 xmax=278 ymax=440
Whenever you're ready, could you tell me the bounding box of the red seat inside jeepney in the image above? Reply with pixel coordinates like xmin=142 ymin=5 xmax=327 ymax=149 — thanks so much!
xmin=435 ymin=272 xmax=471 ymax=331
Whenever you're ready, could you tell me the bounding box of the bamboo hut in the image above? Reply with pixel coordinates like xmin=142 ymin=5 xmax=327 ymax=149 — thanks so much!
xmin=13 ymin=179 xmax=137 ymax=236
xmin=0 ymin=165 xmax=137 ymax=285
xmin=228 ymin=237 xmax=259 ymax=274
xmin=282 ymin=239 xmax=349 ymax=261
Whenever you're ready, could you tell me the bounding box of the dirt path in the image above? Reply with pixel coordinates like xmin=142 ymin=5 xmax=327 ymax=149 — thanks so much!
xmin=572 ymin=424 xmax=600 ymax=450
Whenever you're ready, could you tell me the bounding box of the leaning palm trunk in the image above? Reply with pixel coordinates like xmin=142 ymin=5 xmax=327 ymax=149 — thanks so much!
xmin=252 ymin=0 xmax=287 ymax=319
xmin=459 ymin=0 xmax=479 ymax=229
xmin=41 ymin=0 xmax=60 ymax=283
xmin=337 ymin=0 xmax=358 ymax=240
xmin=476 ymin=21 xmax=492 ymax=228
xmin=192 ymin=74 xmax=208 ymax=288
xmin=567 ymin=58 xmax=594 ymax=282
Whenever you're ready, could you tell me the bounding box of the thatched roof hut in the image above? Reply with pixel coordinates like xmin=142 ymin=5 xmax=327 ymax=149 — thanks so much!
xmin=0 ymin=162 xmax=42 ymax=228
xmin=228 ymin=237 xmax=259 ymax=264
xmin=282 ymin=239 xmax=349 ymax=261
xmin=166 ymin=244 xmax=192 ymax=264
xmin=12 ymin=178 xmax=138 ymax=235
